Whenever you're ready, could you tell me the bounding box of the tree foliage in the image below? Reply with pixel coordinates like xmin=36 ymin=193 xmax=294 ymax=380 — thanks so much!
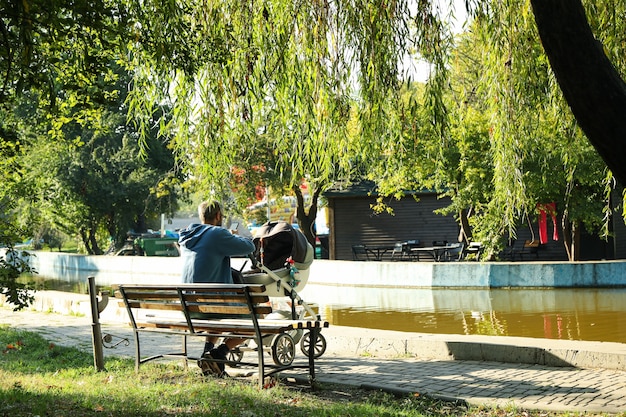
xmin=452 ymin=2 xmax=615 ymax=259
xmin=0 ymin=207 xmax=36 ymax=310
xmin=123 ymin=0 xmax=369 ymax=236
xmin=2 ymin=0 xmax=626 ymax=262
xmin=343 ymin=1 xmax=614 ymax=259
xmin=0 ymin=0 xmax=129 ymax=110
xmin=8 ymin=82 xmax=180 ymax=255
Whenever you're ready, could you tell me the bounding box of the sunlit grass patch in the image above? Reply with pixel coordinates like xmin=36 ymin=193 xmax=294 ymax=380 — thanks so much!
xmin=0 ymin=325 xmax=604 ymax=417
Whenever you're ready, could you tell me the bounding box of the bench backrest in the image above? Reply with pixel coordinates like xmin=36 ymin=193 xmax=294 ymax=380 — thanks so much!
xmin=113 ymin=284 xmax=273 ymax=322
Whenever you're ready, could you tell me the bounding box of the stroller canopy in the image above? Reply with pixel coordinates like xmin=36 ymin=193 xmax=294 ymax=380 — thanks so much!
xmin=253 ymin=221 xmax=312 ymax=271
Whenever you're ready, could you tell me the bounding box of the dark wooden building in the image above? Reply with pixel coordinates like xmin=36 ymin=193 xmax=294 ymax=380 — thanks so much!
xmin=324 ymin=182 xmax=626 ymax=261
xmin=325 ymin=182 xmax=460 ymax=260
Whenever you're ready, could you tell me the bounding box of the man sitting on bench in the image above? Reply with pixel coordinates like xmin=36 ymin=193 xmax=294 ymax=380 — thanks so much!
xmin=178 ymin=200 xmax=255 ymax=377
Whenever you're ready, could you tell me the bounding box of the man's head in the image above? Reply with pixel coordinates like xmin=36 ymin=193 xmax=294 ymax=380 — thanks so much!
xmin=198 ymin=200 xmax=222 ymax=226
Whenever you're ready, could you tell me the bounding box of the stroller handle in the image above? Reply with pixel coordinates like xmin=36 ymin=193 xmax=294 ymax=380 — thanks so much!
xmin=248 ymin=252 xmax=260 ymax=269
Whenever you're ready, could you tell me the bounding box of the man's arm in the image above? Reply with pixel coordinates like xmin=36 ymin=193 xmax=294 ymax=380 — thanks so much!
xmin=220 ymin=229 xmax=255 ymax=256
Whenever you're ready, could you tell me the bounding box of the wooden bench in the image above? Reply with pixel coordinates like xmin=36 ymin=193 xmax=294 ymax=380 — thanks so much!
xmin=112 ymin=283 xmax=329 ymax=387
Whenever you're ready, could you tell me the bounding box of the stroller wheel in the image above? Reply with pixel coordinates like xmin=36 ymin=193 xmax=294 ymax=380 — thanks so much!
xmin=228 ymin=347 xmax=244 ymax=365
xmin=300 ymin=331 xmax=327 ymax=358
xmin=271 ymin=333 xmax=295 ymax=366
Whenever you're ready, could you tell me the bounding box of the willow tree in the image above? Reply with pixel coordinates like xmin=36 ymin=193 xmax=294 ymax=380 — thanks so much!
xmin=118 ymin=1 xmax=626 ymax=253
xmin=435 ymin=17 xmax=608 ymax=260
xmin=124 ymin=1 xmax=361 ymax=245
xmin=4 ymin=0 xmax=626 ymax=252
xmin=122 ymin=1 xmax=456 ymax=244
xmin=454 ymin=2 xmax=623 ymax=259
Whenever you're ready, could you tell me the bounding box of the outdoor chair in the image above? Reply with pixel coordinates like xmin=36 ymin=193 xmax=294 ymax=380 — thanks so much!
xmin=390 ymin=242 xmax=405 ymax=260
xmin=464 ymin=242 xmax=483 ymax=261
xmin=352 ymin=244 xmax=370 ymax=261
xmin=502 ymin=239 xmax=518 ymax=261
xmin=502 ymin=239 xmax=540 ymax=261
xmin=442 ymin=243 xmax=464 ymax=261
xmin=402 ymin=240 xmax=422 ymax=261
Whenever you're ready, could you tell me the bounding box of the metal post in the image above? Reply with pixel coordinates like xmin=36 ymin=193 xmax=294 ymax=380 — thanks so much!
xmin=88 ymin=276 xmax=106 ymax=371
xmin=266 ymin=186 xmax=271 ymax=221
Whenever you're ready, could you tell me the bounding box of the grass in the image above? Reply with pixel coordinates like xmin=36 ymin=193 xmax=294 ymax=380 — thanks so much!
xmin=0 ymin=325 xmax=620 ymax=417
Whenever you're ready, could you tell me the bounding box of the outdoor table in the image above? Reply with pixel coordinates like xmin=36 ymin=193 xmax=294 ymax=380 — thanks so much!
xmin=364 ymin=245 xmax=396 ymax=261
xmin=410 ymin=244 xmax=461 ymax=261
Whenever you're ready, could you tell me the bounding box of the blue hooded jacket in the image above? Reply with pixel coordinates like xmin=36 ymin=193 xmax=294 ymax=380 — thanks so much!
xmin=178 ymin=224 xmax=255 ymax=284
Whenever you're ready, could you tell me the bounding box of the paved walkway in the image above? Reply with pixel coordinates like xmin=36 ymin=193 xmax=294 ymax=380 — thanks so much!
xmin=1 ymin=307 xmax=626 ymax=415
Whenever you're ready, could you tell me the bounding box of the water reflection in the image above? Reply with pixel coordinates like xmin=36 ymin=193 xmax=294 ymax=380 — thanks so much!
xmin=20 ymin=275 xmax=91 ymax=294
xmin=298 ymin=285 xmax=626 ymax=343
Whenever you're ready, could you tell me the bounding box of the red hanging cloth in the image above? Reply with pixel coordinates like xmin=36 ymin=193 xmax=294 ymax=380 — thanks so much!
xmin=537 ymin=202 xmax=558 ymax=244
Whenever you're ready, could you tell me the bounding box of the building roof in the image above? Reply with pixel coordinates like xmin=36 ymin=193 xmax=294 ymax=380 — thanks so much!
xmin=323 ymin=180 xmax=436 ymax=198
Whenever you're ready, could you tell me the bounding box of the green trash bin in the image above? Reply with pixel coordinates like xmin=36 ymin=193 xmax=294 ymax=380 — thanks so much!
xmin=135 ymin=237 xmax=179 ymax=256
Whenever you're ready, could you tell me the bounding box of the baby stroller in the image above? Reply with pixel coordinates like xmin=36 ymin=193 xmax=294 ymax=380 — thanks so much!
xmin=232 ymin=221 xmax=327 ymax=367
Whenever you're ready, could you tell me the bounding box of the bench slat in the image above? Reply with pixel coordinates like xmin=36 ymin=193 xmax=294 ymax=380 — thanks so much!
xmin=117 ymin=293 xmax=270 ymax=309
xmin=137 ymin=320 xmax=294 ymax=334
xmin=123 ymin=303 xmax=271 ymax=315
xmin=184 ymin=294 xmax=269 ymax=304
xmin=186 ymin=305 xmax=272 ymax=315
xmin=126 ymin=301 xmax=184 ymax=311
xmin=116 ymin=290 xmax=179 ymax=299
xmin=113 ymin=283 xmax=268 ymax=293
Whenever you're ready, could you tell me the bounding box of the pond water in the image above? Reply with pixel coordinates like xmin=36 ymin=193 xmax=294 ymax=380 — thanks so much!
xmin=297 ymin=284 xmax=626 ymax=344
xmin=29 ymin=276 xmax=626 ymax=344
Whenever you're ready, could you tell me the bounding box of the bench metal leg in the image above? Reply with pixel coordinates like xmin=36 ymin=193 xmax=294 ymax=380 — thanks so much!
xmin=256 ymin=336 xmax=265 ymax=389
xmin=308 ymin=327 xmax=318 ymax=387
xmin=133 ymin=330 xmax=141 ymax=373
xmin=182 ymin=335 xmax=188 ymax=370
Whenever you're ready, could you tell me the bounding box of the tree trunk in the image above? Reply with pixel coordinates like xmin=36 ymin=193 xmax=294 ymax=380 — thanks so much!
xmin=293 ymin=185 xmax=322 ymax=248
xmin=531 ymin=0 xmax=626 ymax=185
xmin=562 ymin=217 xmax=573 ymax=261
xmin=135 ymin=212 xmax=147 ymax=233
xmin=562 ymin=216 xmax=581 ymax=262
xmin=89 ymin=227 xmax=102 ymax=255
xmin=458 ymin=208 xmax=472 ymax=244
xmin=572 ymin=222 xmax=581 ymax=261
